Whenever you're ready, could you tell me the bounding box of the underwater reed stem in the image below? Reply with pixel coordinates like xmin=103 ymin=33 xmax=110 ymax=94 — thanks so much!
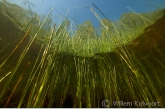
xmin=0 ymin=25 xmax=32 ymax=69
xmin=4 ymin=62 xmax=31 ymax=108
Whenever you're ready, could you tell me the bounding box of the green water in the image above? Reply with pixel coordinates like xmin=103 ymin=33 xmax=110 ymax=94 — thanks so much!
xmin=0 ymin=1 xmax=165 ymax=108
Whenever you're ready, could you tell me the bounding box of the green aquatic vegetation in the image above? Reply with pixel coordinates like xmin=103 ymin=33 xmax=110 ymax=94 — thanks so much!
xmin=0 ymin=25 xmax=31 ymax=69
xmin=0 ymin=2 xmax=165 ymax=107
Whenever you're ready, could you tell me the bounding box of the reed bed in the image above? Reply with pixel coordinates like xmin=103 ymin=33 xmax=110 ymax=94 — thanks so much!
xmin=0 ymin=4 xmax=165 ymax=107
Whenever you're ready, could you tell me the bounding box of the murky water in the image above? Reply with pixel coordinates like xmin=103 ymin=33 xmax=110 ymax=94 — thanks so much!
xmin=0 ymin=1 xmax=165 ymax=108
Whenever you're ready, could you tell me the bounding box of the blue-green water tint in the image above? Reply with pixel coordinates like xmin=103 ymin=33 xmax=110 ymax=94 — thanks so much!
xmin=0 ymin=0 xmax=165 ymax=108
xmin=5 ymin=0 xmax=165 ymax=28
